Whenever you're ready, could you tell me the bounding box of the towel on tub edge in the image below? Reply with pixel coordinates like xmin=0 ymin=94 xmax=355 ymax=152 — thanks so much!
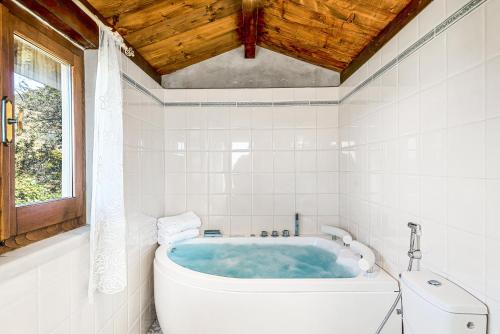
xmin=158 ymin=228 xmax=199 ymax=246
xmin=157 ymin=211 xmax=201 ymax=236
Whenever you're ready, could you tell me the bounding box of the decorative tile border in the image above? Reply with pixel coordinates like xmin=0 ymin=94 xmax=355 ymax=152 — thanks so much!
xmin=341 ymin=0 xmax=488 ymax=103
xmin=122 ymin=0 xmax=487 ymax=108
xmin=122 ymin=75 xmax=340 ymax=107
xmin=122 ymin=73 xmax=164 ymax=105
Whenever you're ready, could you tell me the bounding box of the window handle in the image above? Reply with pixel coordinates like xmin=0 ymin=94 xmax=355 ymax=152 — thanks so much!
xmin=2 ymin=96 xmax=14 ymax=145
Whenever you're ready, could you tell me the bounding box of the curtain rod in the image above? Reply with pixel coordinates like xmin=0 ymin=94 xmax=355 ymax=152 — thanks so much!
xmin=72 ymin=0 xmax=134 ymax=57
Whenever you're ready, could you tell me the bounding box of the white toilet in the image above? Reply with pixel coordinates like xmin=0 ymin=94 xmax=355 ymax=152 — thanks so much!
xmin=401 ymin=270 xmax=488 ymax=334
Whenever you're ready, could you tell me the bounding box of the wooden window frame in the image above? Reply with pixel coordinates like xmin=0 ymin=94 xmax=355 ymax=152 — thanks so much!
xmin=0 ymin=3 xmax=85 ymax=253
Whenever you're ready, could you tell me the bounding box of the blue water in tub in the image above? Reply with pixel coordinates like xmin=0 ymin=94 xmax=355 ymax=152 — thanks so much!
xmin=168 ymin=243 xmax=355 ymax=279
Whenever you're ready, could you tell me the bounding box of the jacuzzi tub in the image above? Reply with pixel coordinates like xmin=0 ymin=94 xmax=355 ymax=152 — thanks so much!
xmin=154 ymin=237 xmax=401 ymax=334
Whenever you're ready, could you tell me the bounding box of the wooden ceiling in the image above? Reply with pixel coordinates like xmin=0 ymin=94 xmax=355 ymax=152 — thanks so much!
xmin=84 ymin=0 xmax=428 ymax=81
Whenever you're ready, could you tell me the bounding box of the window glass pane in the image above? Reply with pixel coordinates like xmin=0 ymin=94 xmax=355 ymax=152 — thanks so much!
xmin=14 ymin=36 xmax=73 ymax=206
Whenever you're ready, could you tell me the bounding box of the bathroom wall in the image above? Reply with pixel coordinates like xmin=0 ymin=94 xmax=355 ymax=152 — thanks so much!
xmin=161 ymin=46 xmax=340 ymax=89
xmin=163 ymin=88 xmax=340 ymax=236
xmin=338 ymin=0 xmax=500 ymax=332
xmin=0 ymin=53 xmax=165 ymax=334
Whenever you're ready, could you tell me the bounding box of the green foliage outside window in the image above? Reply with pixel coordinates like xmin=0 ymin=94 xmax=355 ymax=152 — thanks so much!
xmin=15 ymin=81 xmax=63 ymax=205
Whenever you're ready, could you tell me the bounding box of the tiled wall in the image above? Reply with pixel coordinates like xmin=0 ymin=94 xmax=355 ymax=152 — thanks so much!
xmin=338 ymin=0 xmax=499 ymax=332
xmin=163 ymin=88 xmax=340 ymax=236
xmin=0 ymin=53 xmax=164 ymax=334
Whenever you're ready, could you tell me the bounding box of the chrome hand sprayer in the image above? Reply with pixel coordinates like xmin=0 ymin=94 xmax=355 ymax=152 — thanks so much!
xmin=374 ymin=222 xmax=422 ymax=334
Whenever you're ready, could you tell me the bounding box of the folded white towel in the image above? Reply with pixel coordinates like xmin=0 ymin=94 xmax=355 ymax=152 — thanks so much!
xmin=158 ymin=228 xmax=199 ymax=246
xmin=158 ymin=211 xmax=201 ymax=236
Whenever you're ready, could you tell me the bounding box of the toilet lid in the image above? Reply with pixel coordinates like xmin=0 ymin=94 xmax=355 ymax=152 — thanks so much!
xmin=401 ymin=270 xmax=488 ymax=315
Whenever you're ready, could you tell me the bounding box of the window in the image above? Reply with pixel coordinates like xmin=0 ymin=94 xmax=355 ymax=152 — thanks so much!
xmin=0 ymin=4 xmax=85 ymax=249
xmin=14 ymin=36 xmax=74 ymax=206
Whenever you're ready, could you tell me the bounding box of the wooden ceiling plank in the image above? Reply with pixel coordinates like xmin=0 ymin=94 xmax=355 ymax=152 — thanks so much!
xmin=263 ymin=4 xmax=376 ymax=47
xmin=87 ymin=0 xmax=158 ymax=19
xmin=341 ymin=0 xmax=431 ymax=82
xmin=281 ymin=0 xmax=383 ymax=35
xmin=259 ymin=28 xmax=351 ymax=66
xmin=242 ymin=0 xmax=259 ymax=58
xmin=259 ymin=40 xmax=345 ymax=72
xmin=153 ymin=31 xmax=241 ymax=72
xmin=148 ymin=31 xmax=240 ymax=68
xmin=260 ymin=12 xmax=366 ymax=57
xmin=158 ymin=42 xmax=241 ymax=74
xmin=125 ymin=0 xmax=241 ymax=49
xmin=112 ymin=0 xmax=239 ymax=33
xmin=259 ymin=26 xmax=354 ymax=63
xmin=138 ymin=13 xmax=239 ymax=61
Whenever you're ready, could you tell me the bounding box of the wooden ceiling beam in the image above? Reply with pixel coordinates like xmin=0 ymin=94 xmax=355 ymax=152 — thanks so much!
xmin=340 ymin=0 xmax=432 ymax=83
xmin=3 ymin=0 xmax=99 ymax=48
xmin=242 ymin=0 xmax=259 ymax=58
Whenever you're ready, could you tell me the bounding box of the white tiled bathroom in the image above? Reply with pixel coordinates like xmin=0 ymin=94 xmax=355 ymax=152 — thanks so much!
xmin=0 ymin=0 xmax=499 ymax=333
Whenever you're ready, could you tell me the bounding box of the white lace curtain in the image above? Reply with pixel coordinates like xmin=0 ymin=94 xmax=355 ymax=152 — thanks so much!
xmin=88 ymin=26 xmax=127 ymax=300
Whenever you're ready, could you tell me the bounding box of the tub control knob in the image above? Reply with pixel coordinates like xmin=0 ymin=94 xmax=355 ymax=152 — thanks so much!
xmin=260 ymin=231 xmax=268 ymax=237
xmin=282 ymin=230 xmax=290 ymax=237
xmin=271 ymin=230 xmax=279 ymax=237
xmin=427 ymin=279 xmax=442 ymax=287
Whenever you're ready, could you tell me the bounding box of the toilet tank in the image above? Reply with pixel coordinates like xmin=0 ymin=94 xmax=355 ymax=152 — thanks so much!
xmin=401 ymin=271 xmax=487 ymax=334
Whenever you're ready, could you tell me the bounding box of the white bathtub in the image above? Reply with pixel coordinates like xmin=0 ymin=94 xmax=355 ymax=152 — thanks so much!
xmin=154 ymin=237 xmax=402 ymax=334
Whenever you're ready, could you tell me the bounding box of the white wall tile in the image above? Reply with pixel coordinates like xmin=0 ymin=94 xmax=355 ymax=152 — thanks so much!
xmin=273 ymin=129 xmax=295 ymax=150
xmin=486 ymin=0 xmax=500 ymax=58
xmin=486 ymin=55 xmax=500 ymax=119
xmin=253 ymin=174 xmax=274 ymax=194
xmin=447 ymin=122 xmax=485 ymax=178
xmin=251 ymin=108 xmax=273 ymax=129
xmin=486 ymin=180 xmax=500 ymax=241
xmin=274 ymin=173 xmax=295 ymax=194
xmin=446 ymin=8 xmax=485 ymax=76
xmin=420 ymin=34 xmax=447 ymax=88
xmin=231 ymin=173 xmax=252 ymax=194
xmin=252 ymin=195 xmax=274 ymax=215
xmin=419 ymin=0 xmax=446 ymax=36
xmin=486 ymin=238 xmax=500 ymax=302
xmin=252 ymin=130 xmax=273 ymax=150
xmin=230 ymin=195 xmax=252 ymax=215
xmin=447 ymin=227 xmax=485 ymax=294
xmin=421 ymin=176 xmax=446 ymax=223
xmin=420 ymin=82 xmax=447 ymax=132
xmin=273 ymin=108 xmax=295 ymax=128
xmin=230 ymin=108 xmax=251 ymax=129
xmin=274 ymin=151 xmax=295 ymax=173
xmin=336 ymin=0 xmax=497 ymax=325
xmin=399 ymin=94 xmax=420 ymax=136
xmin=447 ymin=65 xmax=485 ymax=127
xmin=398 ymin=54 xmax=419 ymax=99
xmin=486 ymin=118 xmax=500 ymax=179
xmin=207 ymin=109 xmax=230 ymax=129
xmin=295 ymin=129 xmax=317 ymax=150
xmin=447 ymin=178 xmax=485 ymax=235
xmin=420 ymin=130 xmax=446 ymax=176
xmin=274 ymin=195 xmax=295 ymax=215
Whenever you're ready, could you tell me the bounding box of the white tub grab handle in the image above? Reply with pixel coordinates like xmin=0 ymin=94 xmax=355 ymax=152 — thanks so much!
xmin=320 ymin=225 xmax=353 ymax=245
xmin=350 ymin=241 xmax=376 ymax=273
